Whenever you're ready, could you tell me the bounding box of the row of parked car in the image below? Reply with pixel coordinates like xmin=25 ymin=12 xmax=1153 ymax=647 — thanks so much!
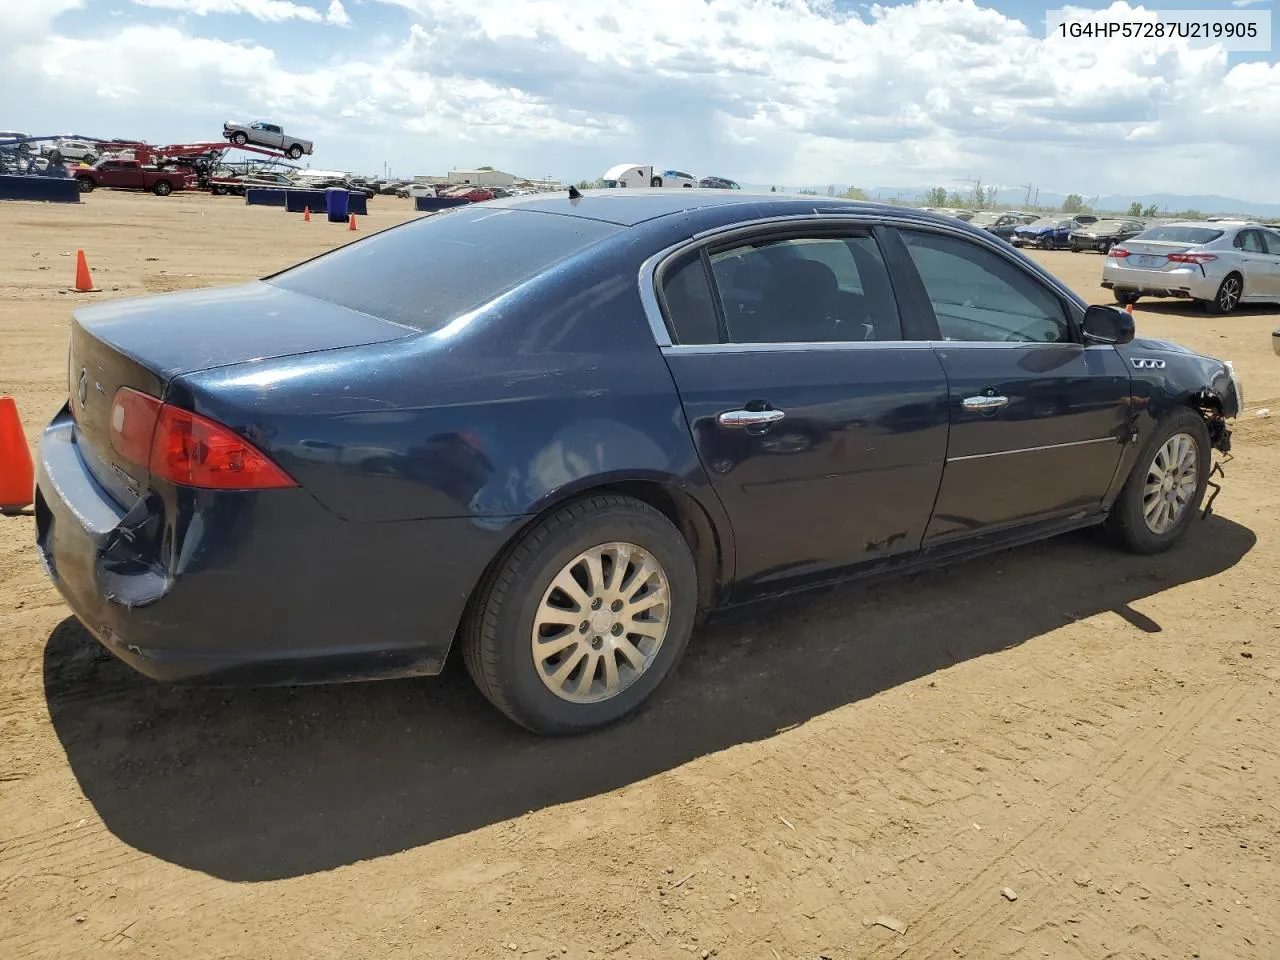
xmin=928 ymin=208 xmax=1148 ymax=253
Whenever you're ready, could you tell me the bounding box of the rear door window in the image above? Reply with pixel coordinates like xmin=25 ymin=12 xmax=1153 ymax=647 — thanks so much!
xmin=267 ymin=207 xmax=622 ymax=331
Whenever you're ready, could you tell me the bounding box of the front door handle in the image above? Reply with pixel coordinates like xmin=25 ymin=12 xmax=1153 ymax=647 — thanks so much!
xmin=717 ymin=408 xmax=786 ymax=428
xmin=962 ymin=395 xmax=1009 ymax=412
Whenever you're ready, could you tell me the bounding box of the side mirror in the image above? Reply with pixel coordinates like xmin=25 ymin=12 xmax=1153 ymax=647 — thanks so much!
xmin=1082 ymin=304 xmax=1135 ymax=345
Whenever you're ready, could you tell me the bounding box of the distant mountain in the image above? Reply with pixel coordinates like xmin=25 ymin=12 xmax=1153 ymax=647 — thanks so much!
xmin=754 ymin=183 xmax=1280 ymax=219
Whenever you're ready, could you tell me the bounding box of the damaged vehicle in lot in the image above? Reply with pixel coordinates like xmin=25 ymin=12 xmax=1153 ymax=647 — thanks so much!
xmin=1102 ymin=220 xmax=1280 ymax=313
xmin=35 ymin=193 xmax=1242 ymax=735
xmin=1012 ymin=215 xmax=1097 ymax=250
xmin=1070 ymin=217 xmax=1146 ymax=254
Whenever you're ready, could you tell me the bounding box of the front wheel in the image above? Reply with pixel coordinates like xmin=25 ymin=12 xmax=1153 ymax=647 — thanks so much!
xmin=461 ymin=495 xmax=698 ymax=734
xmin=650 ymin=176 xmax=663 ymax=187
xmin=75 ymin=176 xmax=94 ymax=193
xmin=232 ymin=132 xmax=248 ymax=146
xmin=1104 ymin=408 xmax=1210 ymax=555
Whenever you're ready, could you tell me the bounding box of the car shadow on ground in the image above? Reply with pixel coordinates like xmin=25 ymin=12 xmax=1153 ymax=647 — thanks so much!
xmin=1136 ymin=301 xmax=1280 ymax=319
xmin=44 ymin=516 xmax=1255 ymax=882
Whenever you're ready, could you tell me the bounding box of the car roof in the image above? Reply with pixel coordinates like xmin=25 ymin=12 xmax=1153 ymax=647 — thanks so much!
xmin=481 ymin=188 xmax=968 ymax=228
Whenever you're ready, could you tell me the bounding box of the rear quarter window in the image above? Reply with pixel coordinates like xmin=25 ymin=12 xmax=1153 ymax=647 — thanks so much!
xmin=265 ymin=207 xmax=622 ymax=331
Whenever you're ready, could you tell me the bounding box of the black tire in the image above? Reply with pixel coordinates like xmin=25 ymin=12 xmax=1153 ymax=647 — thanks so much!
xmin=152 ymin=180 xmax=173 ymax=196
xmin=650 ymin=176 xmax=663 ymax=187
xmin=1100 ymin=240 xmax=1113 ymax=255
xmin=232 ymin=132 xmax=248 ymax=146
xmin=1070 ymin=243 xmax=1081 ymax=252
xmin=75 ymin=176 xmax=94 ymax=193
xmin=287 ymin=144 xmax=303 ymax=160
xmin=210 ymin=184 xmax=226 ymax=196
xmin=461 ymin=494 xmax=698 ymax=734
xmin=1202 ymin=273 xmax=1243 ymax=315
xmin=1114 ymin=289 xmax=1140 ymax=306
xmin=1104 ymin=407 xmax=1210 ymax=555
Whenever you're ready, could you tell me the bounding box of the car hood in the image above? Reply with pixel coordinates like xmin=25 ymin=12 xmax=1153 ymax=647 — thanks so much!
xmin=1016 ymin=225 xmax=1055 ymax=234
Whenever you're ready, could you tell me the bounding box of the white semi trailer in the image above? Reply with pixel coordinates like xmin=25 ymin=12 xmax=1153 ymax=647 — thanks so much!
xmin=600 ymin=164 xmax=696 ymax=188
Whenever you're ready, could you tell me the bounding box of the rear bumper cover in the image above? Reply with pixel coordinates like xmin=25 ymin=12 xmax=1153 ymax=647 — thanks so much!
xmin=35 ymin=407 xmax=517 ymax=684
xmin=1101 ymin=264 xmax=1218 ymax=300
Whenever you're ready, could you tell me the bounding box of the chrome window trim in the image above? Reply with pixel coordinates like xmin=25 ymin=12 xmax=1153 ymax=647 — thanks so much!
xmin=660 ymin=340 xmax=935 ymax=356
xmin=946 ymin=436 xmax=1118 ymax=463
xmin=637 ymin=212 xmax=1088 ymax=349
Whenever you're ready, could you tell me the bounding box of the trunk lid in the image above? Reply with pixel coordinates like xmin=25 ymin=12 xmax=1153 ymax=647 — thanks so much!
xmin=68 ymin=281 xmax=416 ymax=506
xmin=1112 ymin=239 xmax=1197 ymax=270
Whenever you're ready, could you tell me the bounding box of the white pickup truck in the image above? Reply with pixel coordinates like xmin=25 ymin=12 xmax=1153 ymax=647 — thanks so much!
xmin=222 ymin=121 xmax=314 ymax=159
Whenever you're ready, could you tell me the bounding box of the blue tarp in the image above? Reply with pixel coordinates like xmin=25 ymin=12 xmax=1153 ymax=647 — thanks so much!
xmin=245 ymin=187 xmax=287 ymax=207
xmin=415 ymin=195 xmax=471 ymax=213
xmin=0 ymin=174 xmax=80 ymax=203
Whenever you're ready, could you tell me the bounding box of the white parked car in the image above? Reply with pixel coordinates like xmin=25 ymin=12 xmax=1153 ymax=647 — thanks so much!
xmin=1102 ymin=220 xmax=1280 ymax=314
xmin=44 ymin=139 xmax=98 ymax=163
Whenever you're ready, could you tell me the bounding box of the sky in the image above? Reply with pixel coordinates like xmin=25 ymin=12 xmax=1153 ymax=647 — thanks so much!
xmin=1 ymin=0 xmax=1277 ymax=202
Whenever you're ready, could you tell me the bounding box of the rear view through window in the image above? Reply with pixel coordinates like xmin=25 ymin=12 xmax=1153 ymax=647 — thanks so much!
xmin=1136 ymin=226 xmax=1225 ymax=245
xmin=267 ymin=207 xmax=622 ymax=331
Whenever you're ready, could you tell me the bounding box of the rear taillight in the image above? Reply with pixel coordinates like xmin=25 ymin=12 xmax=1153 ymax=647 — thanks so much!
xmin=110 ymin=388 xmax=163 ymax=467
xmin=110 ymin=387 xmax=295 ymax=490
xmin=1167 ymin=252 xmax=1217 ymax=264
xmin=1109 ymin=247 xmax=1130 ymax=258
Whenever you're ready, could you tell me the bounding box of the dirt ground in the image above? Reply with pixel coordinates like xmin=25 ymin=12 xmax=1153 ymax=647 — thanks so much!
xmin=1 ymin=191 xmax=1278 ymax=960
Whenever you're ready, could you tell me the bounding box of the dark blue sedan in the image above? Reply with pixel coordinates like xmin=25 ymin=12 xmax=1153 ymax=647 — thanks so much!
xmin=36 ymin=191 xmax=1243 ymax=734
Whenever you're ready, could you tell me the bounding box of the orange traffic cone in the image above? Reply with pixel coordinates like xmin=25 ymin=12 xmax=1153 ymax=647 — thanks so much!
xmin=303 ymin=206 xmax=311 ymax=222
xmin=74 ymin=249 xmax=98 ymax=292
xmin=0 ymin=396 xmax=35 ymax=515
xmin=348 ymin=213 xmax=357 ymax=231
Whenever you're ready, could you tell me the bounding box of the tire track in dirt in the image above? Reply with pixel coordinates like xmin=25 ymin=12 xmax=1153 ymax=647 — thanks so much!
xmin=864 ymin=683 xmax=1254 ymax=958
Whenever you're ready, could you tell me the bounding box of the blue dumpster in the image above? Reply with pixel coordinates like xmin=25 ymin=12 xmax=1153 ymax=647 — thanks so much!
xmin=325 ymin=187 xmax=350 ymax=223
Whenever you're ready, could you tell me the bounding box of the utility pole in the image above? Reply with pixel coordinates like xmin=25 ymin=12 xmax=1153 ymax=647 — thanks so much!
xmin=953 ymin=175 xmax=983 ymax=208
xmin=1020 ymin=182 xmax=1034 ymax=207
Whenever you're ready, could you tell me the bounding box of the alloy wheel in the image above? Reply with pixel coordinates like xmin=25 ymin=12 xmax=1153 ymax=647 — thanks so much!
xmin=1142 ymin=433 xmax=1198 ymax=535
xmin=1218 ymin=276 xmax=1241 ymax=312
xmin=531 ymin=542 xmax=671 ymax=704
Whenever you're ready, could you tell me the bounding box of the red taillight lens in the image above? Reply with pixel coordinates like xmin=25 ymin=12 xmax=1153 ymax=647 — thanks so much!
xmin=110 ymin=387 xmax=163 ymax=467
xmin=151 ymin=405 xmax=296 ymax=489
xmin=1167 ymin=252 xmax=1217 ymax=264
xmin=110 ymin=387 xmax=295 ymax=490
xmin=1110 ymin=247 xmax=1130 ymax=258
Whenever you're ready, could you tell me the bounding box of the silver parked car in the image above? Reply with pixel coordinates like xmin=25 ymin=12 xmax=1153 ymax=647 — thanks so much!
xmin=222 ymin=120 xmax=314 ymax=159
xmin=1102 ymin=220 xmax=1280 ymax=313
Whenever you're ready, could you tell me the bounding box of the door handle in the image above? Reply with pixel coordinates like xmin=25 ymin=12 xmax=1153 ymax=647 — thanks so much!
xmin=962 ymin=395 xmax=1009 ymax=412
xmin=717 ymin=408 xmax=786 ymax=428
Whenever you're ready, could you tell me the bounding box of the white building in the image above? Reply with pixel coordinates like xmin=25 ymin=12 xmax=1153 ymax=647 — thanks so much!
xmin=447 ymin=168 xmax=518 ymax=188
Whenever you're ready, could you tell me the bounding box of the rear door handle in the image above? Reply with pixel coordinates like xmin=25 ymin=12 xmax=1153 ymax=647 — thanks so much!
xmin=718 ymin=409 xmax=786 ymax=428
xmin=962 ymin=395 xmax=1009 ymax=412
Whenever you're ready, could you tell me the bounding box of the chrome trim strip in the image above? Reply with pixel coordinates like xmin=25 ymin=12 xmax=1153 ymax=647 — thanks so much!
xmin=661 ymin=340 xmax=934 ymax=355
xmin=946 ymin=436 xmax=1118 ymax=463
xmin=636 ymin=210 xmax=1090 ymax=350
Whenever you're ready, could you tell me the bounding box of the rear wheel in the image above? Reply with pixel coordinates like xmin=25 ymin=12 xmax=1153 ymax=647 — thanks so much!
xmin=1202 ymin=273 xmax=1242 ymax=314
xmin=461 ymin=495 xmax=697 ymax=734
xmin=1104 ymin=408 xmax=1210 ymax=555
xmin=152 ymin=180 xmax=172 ymax=196
xmin=1113 ymin=289 xmax=1140 ymax=306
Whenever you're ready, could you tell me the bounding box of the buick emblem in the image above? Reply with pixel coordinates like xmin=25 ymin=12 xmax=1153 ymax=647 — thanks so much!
xmin=77 ymin=368 xmax=88 ymax=406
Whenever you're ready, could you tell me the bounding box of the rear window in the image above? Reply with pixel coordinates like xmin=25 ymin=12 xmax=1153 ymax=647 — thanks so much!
xmin=1136 ymin=226 xmax=1224 ymax=245
xmin=266 ymin=207 xmax=622 ymax=331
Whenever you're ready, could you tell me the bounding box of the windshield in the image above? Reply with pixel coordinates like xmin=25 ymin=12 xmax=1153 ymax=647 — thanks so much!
xmin=1091 ymin=220 xmax=1126 ymax=233
xmin=267 ymin=207 xmax=622 ymax=331
xmin=968 ymin=212 xmax=1001 ymax=226
xmin=1136 ymin=225 xmax=1224 ymax=245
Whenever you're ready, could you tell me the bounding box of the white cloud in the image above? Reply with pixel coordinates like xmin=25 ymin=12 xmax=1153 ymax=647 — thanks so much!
xmin=131 ymin=0 xmax=347 ymax=24
xmin=6 ymin=0 xmax=1280 ymax=201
